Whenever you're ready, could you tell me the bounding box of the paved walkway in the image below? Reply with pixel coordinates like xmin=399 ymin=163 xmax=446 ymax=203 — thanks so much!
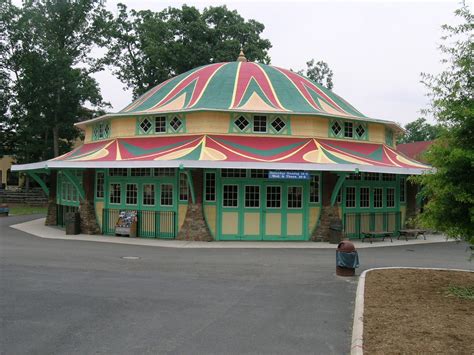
xmin=1 ymin=215 xmax=472 ymax=355
xmin=11 ymin=217 xmax=451 ymax=249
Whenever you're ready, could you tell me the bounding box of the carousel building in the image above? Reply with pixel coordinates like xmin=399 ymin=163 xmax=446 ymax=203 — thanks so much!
xmin=13 ymin=52 xmax=430 ymax=241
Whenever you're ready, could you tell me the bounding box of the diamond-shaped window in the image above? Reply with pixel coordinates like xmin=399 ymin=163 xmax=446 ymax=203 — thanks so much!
xmin=140 ymin=118 xmax=152 ymax=133
xmin=170 ymin=116 xmax=182 ymax=131
xmin=356 ymin=124 xmax=366 ymax=137
xmin=234 ymin=116 xmax=249 ymax=131
xmin=271 ymin=117 xmax=286 ymax=132
xmin=331 ymin=121 xmax=342 ymax=136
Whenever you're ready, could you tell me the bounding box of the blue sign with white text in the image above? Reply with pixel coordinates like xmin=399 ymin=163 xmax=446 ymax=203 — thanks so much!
xmin=269 ymin=171 xmax=310 ymax=180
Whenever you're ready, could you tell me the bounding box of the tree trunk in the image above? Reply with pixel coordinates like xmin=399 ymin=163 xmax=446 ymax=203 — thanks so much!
xmin=53 ymin=126 xmax=59 ymax=157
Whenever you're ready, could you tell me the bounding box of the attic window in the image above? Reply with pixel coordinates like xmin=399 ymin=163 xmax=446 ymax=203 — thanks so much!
xmin=155 ymin=116 xmax=166 ymax=133
xmin=234 ymin=116 xmax=249 ymax=131
xmin=344 ymin=122 xmax=353 ymax=138
xmin=140 ymin=118 xmax=152 ymax=133
xmin=170 ymin=116 xmax=182 ymax=131
xmin=271 ymin=117 xmax=286 ymax=132
xmin=355 ymin=124 xmax=366 ymax=137
xmin=253 ymin=115 xmax=267 ymax=133
xmin=331 ymin=121 xmax=342 ymax=136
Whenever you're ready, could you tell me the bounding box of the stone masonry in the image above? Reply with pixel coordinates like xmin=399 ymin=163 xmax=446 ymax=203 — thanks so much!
xmin=79 ymin=169 xmax=100 ymax=234
xmin=311 ymin=205 xmax=342 ymax=242
xmin=177 ymin=170 xmax=213 ymax=241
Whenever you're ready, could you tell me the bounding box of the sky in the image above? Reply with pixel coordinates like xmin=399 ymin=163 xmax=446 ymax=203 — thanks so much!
xmin=91 ymin=0 xmax=465 ymax=126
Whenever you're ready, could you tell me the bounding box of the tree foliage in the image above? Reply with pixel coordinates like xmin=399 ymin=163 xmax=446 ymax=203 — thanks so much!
xmin=104 ymin=4 xmax=272 ymax=98
xmin=297 ymin=59 xmax=334 ymax=89
xmin=398 ymin=117 xmax=441 ymax=143
xmin=0 ymin=0 xmax=109 ymax=162
xmin=414 ymin=3 xmax=474 ymax=244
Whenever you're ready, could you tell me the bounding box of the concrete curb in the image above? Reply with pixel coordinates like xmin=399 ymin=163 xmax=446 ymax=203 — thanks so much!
xmin=350 ymin=267 xmax=474 ymax=355
xmin=10 ymin=217 xmax=454 ymax=249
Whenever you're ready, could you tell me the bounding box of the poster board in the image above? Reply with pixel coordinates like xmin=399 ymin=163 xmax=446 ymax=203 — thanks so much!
xmin=115 ymin=210 xmax=138 ymax=237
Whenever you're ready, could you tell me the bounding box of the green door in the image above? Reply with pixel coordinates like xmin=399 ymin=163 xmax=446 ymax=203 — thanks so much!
xmin=263 ymin=182 xmax=307 ymax=241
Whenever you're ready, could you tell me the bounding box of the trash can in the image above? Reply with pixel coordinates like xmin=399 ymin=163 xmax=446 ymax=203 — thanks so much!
xmin=336 ymin=240 xmax=359 ymax=276
xmin=329 ymin=219 xmax=343 ymax=244
xmin=65 ymin=212 xmax=80 ymax=235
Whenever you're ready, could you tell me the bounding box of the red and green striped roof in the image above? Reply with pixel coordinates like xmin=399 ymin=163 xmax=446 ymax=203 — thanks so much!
xmin=18 ymin=134 xmax=428 ymax=174
xmin=118 ymin=62 xmax=366 ymax=119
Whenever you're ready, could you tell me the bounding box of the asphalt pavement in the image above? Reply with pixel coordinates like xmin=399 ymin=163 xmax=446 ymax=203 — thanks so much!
xmin=1 ymin=215 xmax=472 ymax=355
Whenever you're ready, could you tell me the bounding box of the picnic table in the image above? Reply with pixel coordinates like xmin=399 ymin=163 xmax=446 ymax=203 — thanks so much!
xmin=361 ymin=231 xmax=393 ymax=244
xmin=398 ymin=229 xmax=427 ymax=241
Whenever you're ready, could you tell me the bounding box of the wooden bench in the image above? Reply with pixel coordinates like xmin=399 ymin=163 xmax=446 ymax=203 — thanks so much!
xmin=398 ymin=229 xmax=427 ymax=241
xmin=361 ymin=231 xmax=393 ymax=244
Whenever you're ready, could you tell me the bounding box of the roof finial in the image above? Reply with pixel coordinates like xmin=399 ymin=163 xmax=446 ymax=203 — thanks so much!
xmin=237 ymin=47 xmax=247 ymax=62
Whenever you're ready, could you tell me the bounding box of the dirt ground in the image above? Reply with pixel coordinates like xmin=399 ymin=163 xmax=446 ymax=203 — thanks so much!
xmin=364 ymin=269 xmax=474 ymax=354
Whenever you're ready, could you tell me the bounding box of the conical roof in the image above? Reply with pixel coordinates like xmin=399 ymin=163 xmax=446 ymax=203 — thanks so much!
xmin=118 ymin=61 xmax=366 ymax=120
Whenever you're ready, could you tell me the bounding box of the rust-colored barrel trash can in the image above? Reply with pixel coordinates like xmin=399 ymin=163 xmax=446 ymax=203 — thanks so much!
xmin=336 ymin=241 xmax=359 ymax=276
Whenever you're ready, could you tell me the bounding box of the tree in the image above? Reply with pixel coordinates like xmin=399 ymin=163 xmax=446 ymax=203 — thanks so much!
xmin=0 ymin=0 xmax=110 ymax=161
xmin=104 ymin=4 xmax=272 ymax=98
xmin=398 ymin=117 xmax=441 ymax=143
xmin=297 ymin=59 xmax=334 ymax=89
xmin=414 ymin=3 xmax=474 ymax=245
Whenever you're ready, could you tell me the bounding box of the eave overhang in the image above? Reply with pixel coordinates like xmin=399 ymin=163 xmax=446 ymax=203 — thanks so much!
xmin=12 ymin=134 xmax=430 ymax=175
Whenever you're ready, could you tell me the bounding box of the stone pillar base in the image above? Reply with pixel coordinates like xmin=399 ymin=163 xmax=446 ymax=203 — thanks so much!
xmin=177 ymin=203 xmax=213 ymax=241
xmin=311 ymin=205 xmax=342 ymax=242
xmin=79 ymin=199 xmax=100 ymax=235
xmin=45 ymin=199 xmax=58 ymax=226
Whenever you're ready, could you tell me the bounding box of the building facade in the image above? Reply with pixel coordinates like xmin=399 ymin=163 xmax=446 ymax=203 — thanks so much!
xmin=13 ymin=55 xmax=430 ymax=241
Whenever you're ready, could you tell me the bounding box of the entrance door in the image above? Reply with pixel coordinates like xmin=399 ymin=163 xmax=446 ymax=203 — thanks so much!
xmin=218 ymin=180 xmax=308 ymax=241
xmin=263 ymin=183 xmax=306 ymax=240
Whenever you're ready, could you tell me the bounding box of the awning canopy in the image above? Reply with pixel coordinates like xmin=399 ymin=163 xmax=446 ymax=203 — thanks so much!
xmin=12 ymin=134 xmax=431 ymax=175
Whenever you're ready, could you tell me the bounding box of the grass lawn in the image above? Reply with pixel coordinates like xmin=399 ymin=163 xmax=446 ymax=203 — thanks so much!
xmin=363 ymin=269 xmax=474 ymax=354
xmin=7 ymin=203 xmax=48 ymax=216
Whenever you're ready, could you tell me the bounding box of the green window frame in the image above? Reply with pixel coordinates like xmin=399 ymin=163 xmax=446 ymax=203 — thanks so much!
xmin=360 ymin=187 xmax=370 ymax=208
xmin=373 ymin=188 xmax=383 ymax=209
xmin=96 ymin=172 xmax=105 ymax=199
xmin=143 ymin=183 xmax=156 ymax=206
xmin=385 ymin=128 xmax=394 ymax=146
xmin=160 ymin=184 xmax=173 ymax=206
xmin=330 ymin=119 xmax=368 ymax=141
xmin=137 ymin=114 xmax=186 ymax=135
xmin=244 ymin=185 xmax=260 ymax=208
xmin=92 ymin=121 xmax=111 ymax=141
xmin=266 ymin=185 xmax=281 ymax=209
xmin=309 ymin=174 xmax=320 ymax=204
xmin=205 ymin=172 xmax=216 ymax=202
xmin=287 ymin=186 xmax=303 ymax=209
xmin=109 ymin=183 xmax=122 ymax=205
xmin=179 ymin=173 xmax=188 ymax=202
xmin=222 ymin=184 xmax=238 ymax=208
xmin=229 ymin=114 xmax=290 ymax=135
xmin=125 ymin=183 xmax=138 ymax=206
xmin=345 ymin=186 xmax=356 ymax=208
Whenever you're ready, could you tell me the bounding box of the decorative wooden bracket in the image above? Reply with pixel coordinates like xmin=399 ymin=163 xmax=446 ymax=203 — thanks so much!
xmin=27 ymin=171 xmax=49 ymax=196
xmin=62 ymin=170 xmax=85 ymax=201
xmin=330 ymin=173 xmax=348 ymax=206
